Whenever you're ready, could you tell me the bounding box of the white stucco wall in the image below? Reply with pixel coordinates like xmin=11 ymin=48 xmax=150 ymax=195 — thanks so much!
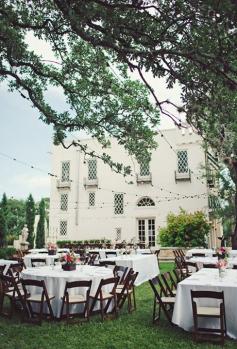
xmin=49 ymin=128 xmax=209 ymax=245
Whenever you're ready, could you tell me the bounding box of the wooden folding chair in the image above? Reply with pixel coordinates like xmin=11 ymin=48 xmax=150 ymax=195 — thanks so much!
xmin=174 ymin=256 xmax=187 ymax=279
xmin=173 ymin=268 xmax=183 ymax=283
xmin=0 ymin=274 xmax=29 ymax=319
xmin=60 ymin=280 xmax=92 ymax=323
xmin=154 ymin=249 xmax=160 ymax=268
xmin=0 ymin=265 xmax=6 ymax=275
xmin=87 ymin=253 xmax=98 ymax=266
xmin=161 ymin=272 xmax=176 ymax=296
xmin=191 ymin=290 xmax=227 ymax=345
xmin=203 ymin=264 xmax=217 ymax=268
xmin=89 ymin=276 xmax=119 ymax=321
xmin=8 ymin=262 xmax=25 ymax=283
xmin=114 ymin=266 xmax=128 ymax=285
xmin=105 ymin=251 xmax=117 ymax=258
xmin=149 ymin=276 xmax=175 ymax=324
xmin=99 ymin=260 xmax=116 ymax=267
xmin=21 ymin=279 xmax=55 ymax=324
xmin=192 ymin=253 xmax=206 ymax=257
xmin=184 ymin=261 xmax=199 ymax=276
xmin=31 ymin=259 xmax=47 ymax=267
xmin=116 ymin=271 xmax=138 ymax=313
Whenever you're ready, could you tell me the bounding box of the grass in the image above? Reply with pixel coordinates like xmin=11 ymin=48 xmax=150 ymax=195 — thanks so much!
xmin=0 ymin=262 xmax=236 ymax=349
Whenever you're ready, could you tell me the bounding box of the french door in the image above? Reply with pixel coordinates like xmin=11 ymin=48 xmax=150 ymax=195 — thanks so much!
xmin=137 ymin=218 xmax=156 ymax=247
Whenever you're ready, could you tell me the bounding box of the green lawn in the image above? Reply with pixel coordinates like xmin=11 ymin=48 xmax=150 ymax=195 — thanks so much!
xmin=0 ymin=262 xmax=236 ymax=349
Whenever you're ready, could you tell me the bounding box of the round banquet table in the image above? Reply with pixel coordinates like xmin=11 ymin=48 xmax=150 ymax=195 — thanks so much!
xmin=22 ymin=265 xmax=114 ymax=318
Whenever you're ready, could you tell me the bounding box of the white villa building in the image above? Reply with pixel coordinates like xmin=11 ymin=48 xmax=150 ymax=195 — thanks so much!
xmin=49 ymin=128 xmax=221 ymax=247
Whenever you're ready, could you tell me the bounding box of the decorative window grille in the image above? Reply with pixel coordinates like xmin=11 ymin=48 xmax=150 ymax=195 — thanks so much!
xmin=148 ymin=219 xmax=156 ymax=247
xmin=114 ymin=193 xmax=124 ymax=215
xmin=60 ymin=220 xmax=67 ymax=236
xmin=89 ymin=192 xmax=95 ymax=207
xmin=137 ymin=197 xmax=155 ymax=207
xmin=139 ymin=161 xmax=150 ymax=176
xmin=177 ymin=150 xmax=189 ymax=173
xmin=115 ymin=228 xmax=121 ymax=241
xmin=88 ymin=159 xmax=97 ymax=180
xmin=60 ymin=193 xmax=68 ymax=211
xmin=138 ymin=220 xmax=145 ymax=243
xmin=61 ymin=161 xmax=70 ymax=181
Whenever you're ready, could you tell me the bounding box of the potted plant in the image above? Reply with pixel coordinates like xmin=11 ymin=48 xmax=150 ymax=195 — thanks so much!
xmin=61 ymin=252 xmax=78 ymax=271
xmin=47 ymin=242 xmax=57 ymax=255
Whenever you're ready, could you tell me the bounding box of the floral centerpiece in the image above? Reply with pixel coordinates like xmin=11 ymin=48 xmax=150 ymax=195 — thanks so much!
xmin=216 ymin=247 xmax=228 ymax=260
xmin=216 ymin=259 xmax=228 ymax=279
xmin=47 ymin=242 xmax=57 ymax=255
xmin=61 ymin=251 xmax=78 ymax=271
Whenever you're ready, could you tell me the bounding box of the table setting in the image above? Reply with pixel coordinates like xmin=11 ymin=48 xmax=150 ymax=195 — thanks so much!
xmin=172 ymin=268 xmax=237 ymax=339
xmin=22 ymin=264 xmax=114 ymax=318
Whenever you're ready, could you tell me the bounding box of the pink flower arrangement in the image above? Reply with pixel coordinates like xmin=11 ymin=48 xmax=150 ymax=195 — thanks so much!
xmin=61 ymin=252 xmax=80 ymax=265
xmin=216 ymin=259 xmax=228 ymax=270
xmin=216 ymin=247 xmax=228 ymax=260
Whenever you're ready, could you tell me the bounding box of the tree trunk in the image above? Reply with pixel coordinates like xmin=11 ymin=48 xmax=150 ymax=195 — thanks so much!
xmin=231 ymin=166 xmax=237 ymax=249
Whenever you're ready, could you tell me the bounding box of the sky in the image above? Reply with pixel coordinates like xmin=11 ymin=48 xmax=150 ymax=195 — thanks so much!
xmin=0 ymin=34 xmax=183 ymax=202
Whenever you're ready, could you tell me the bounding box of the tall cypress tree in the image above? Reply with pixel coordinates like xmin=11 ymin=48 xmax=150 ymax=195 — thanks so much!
xmin=0 ymin=209 xmax=7 ymax=247
xmin=1 ymin=193 xmax=8 ymax=235
xmin=35 ymin=199 xmax=45 ymax=248
xmin=25 ymin=194 xmax=35 ymax=248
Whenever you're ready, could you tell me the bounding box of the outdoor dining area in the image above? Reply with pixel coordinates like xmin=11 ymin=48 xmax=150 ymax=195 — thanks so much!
xmin=1 ymin=245 xmax=237 ymax=347
xmin=0 ymin=245 xmax=159 ymax=325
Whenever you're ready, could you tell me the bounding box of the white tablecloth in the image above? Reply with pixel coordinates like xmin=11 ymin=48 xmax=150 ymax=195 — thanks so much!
xmin=186 ymin=248 xmax=215 ymax=257
xmin=135 ymin=249 xmax=152 ymax=255
xmin=0 ymin=259 xmax=18 ymax=266
xmin=22 ymin=265 xmax=113 ymax=318
xmin=88 ymin=248 xmax=152 ymax=259
xmin=229 ymin=250 xmax=237 ymax=258
xmin=189 ymin=256 xmax=237 ymax=269
xmin=89 ymin=249 xmax=120 ymax=259
xmin=29 ymin=248 xmax=70 ymax=254
xmin=24 ymin=254 xmax=60 ymax=268
xmin=0 ymin=259 xmax=18 ymax=274
xmin=172 ymin=268 xmax=237 ymax=339
xmin=100 ymin=254 xmax=159 ymax=286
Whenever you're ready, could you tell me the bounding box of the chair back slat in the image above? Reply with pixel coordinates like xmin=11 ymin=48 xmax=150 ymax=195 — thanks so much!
xmin=105 ymin=252 xmax=117 ymax=258
xmin=22 ymin=278 xmax=45 ymax=288
xmin=191 ymin=290 xmax=224 ymax=300
xmin=65 ymin=280 xmax=92 ymax=289
xmin=192 ymin=253 xmax=206 ymax=257
xmin=31 ymin=259 xmax=47 ymax=267
xmin=99 ymin=260 xmax=116 ymax=267
xmin=203 ymin=263 xmax=217 ymax=268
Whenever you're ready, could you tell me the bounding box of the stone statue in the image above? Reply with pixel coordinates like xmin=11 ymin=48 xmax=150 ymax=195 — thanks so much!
xmin=21 ymin=225 xmax=29 ymax=243
xmin=13 ymin=224 xmax=29 ymax=251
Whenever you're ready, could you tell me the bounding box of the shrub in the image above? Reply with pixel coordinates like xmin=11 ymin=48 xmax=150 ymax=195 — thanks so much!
xmin=158 ymin=209 xmax=210 ymax=248
xmin=6 ymin=233 xmax=17 ymax=245
xmin=0 ymin=247 xmax=16 ymax=259
xmin=56 ymin=240 xmax=71 ymax=247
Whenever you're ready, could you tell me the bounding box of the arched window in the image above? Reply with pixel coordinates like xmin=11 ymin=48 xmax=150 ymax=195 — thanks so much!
xmin=137 ymin=197 xmax=155 ymax=207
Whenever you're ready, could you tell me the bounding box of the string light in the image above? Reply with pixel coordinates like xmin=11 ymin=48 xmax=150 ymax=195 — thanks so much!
xmin=0 ymin=150 xmax=209 ymax=200
xmin=156 ymin=129 xmax=207 ymax=186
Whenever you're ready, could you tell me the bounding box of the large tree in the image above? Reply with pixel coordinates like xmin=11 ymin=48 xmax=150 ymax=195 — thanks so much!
xmin=6 ymin=198 xmax=26 ymax=236
xmin=25 ymin=194 xmax=35 ymax=248
xmin=1 ymin=1 xmax=237 ymax=244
